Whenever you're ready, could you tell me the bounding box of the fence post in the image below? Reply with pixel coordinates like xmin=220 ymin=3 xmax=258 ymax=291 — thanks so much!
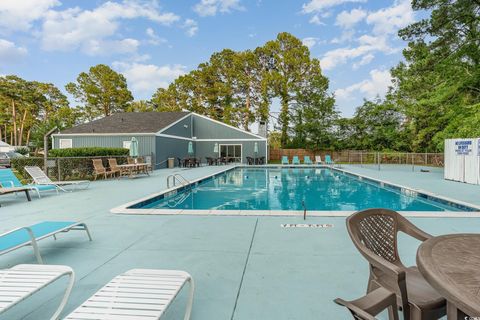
xmin=57 ymin=158 xmax=61 ymax=181
xmin=360 ymin=152 xmax=363 ymax=167
xmin=412 ymin=153 xmax=415 ymax=172
xmin=377 ymin=152 xmax=380 ymax=171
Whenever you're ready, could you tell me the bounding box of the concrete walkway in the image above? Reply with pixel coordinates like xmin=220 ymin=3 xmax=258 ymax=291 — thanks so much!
xmin=0 ymin=164 xmax=477 ymax=319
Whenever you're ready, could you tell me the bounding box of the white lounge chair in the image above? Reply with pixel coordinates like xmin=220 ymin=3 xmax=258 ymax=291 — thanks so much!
xmin=315 ymin=155 xmax=322 ymax=164
xmin=24 ymin=166 xmax=90 ymax=192
xmin=65 ymin=269 xmax=194 ymax=320
xmin=0 ymin=264 xmax=74 ymax=320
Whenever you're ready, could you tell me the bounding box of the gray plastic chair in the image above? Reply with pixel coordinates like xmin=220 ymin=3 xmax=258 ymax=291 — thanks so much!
xmin=335 ymin=287 xmax=399 ymax=320
xmin=346 ymin=208 xmax=446 ymax=320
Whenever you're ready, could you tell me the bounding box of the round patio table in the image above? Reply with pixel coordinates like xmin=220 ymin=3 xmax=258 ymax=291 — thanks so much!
xmin=417 ymin=234 xmax=480 ymax=319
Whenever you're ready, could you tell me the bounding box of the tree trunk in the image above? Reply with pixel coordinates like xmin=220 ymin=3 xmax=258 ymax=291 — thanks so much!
xmin=12 ymin=99 xmax=17 ymax=146
xmin=243 ymin=95 xmax=250 ymax=131
xmin=26 ymin=129 xmax=31 ymax=146
xmin=280 ymin=97 xmax=289 ymax=148
xmin=18 ymin=109 xmax=28 ymax=146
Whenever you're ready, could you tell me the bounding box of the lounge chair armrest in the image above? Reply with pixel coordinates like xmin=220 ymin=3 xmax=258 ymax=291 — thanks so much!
xmin=1 ymin=180 xmax=14 ymax=188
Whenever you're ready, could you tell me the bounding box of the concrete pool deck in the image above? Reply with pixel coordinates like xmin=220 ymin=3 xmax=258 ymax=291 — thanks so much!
xmin=0 ymin=164 xmax=479 ymax=319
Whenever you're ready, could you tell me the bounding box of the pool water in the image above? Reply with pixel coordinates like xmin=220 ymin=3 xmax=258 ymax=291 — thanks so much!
xmin=136 ymin=168 xmax=466 ymax=211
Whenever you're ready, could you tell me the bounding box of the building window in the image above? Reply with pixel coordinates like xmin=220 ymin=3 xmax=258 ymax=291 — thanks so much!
xmin=59 ymin=139 xmax=72 ymax=149
xmin=219 ymin=144 xmax=242 ymax=163
xmin=123 ymin=141 xmax=132 ymax=149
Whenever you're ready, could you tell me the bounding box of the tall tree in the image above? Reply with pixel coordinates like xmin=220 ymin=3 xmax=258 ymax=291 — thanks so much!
xmin=391 ymin=0 xmax=480 ymax=151
xmin=66 ymin=64 xmax=133 ymax=120
xmin=260 ymin=33 xmax=313 ymax=147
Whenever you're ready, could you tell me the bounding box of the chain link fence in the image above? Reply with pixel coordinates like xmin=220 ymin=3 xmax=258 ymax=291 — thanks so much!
xmin=269 ymin=149 xmax=444 ymax=168
xmin=10 ymin=156 xmax=128 ymax=182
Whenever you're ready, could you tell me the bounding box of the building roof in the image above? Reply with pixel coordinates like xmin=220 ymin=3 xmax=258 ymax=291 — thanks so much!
xmin=59 ymin=112 xmax=190 ymax=134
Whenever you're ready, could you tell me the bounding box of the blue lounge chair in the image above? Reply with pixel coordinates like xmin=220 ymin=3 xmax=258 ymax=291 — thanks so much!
xmin=0 ymin=221 xmax=92 ymax=263
xmin=292 ymin=156 xmax=300 ymax=165
xmin=281 ymin=156 xmax=289 ymax=165
xmin=304 ymin=156 xmax=313 ymax=165
xmin=325 ymin=155 xmax=334 ymax=165
xmin=0 ymin=168 xmax=57 ymax=198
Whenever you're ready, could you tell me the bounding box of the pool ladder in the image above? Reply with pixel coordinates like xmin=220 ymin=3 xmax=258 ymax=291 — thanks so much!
xmin=167 ymin=174 xmax=191 ymax=189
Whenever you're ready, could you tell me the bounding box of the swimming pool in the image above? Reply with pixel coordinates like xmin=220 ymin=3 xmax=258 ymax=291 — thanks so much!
xmin=129 ymin=167 xmax=475 ymax=212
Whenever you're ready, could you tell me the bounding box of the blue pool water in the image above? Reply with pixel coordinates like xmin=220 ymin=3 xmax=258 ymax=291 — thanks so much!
xmin=135 ymin=168 xmax=469 ymax=211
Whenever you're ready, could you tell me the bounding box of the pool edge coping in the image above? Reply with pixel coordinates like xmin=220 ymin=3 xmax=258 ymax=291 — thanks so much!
xmin=110 ymin=165 xmax=480 ymax=217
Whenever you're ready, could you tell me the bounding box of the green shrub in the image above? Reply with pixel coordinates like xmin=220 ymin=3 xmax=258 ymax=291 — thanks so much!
xmin=14 ymin=146 xmax=30 ymax=155
xmin=49 ymin=147 xmax=129 ymax=157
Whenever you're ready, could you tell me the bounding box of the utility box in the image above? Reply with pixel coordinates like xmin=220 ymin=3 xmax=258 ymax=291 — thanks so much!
xmin=444 ymin=138 xmax=480 ymax=185
xmin=167 ymin=157 xmax=175 ymax=169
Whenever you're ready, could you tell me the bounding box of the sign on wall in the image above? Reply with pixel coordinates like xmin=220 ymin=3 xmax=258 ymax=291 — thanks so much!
xmin=454 ymin=140 xmax=473 ymax=155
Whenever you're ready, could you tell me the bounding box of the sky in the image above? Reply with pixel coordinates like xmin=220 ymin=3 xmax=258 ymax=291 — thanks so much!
xmin=0 ymin=0 xmax=421 ymax=118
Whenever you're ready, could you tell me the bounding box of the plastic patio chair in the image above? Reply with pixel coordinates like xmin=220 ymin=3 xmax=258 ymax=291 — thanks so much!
xmin=304 ymin=156 xmax=313 ymax=165
xmin=92 ymin=159 xmax=115 ymax=180
xmin=335 ymin=287 xmax=399 ymax=320
xmin=325 ymin=154 xmax=334 ymax=165
xmin=346 ymin=209 xmax=446 ymax=320
xmin=315 ymin=155 xmax=322 ymax=164
xmin=292 ymin=156 xmax=300 ymax=165
xmin=281 ymin=156 xmax=289 ymax=165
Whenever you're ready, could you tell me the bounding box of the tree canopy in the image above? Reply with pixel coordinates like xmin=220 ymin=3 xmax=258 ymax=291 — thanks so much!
xmin=2 ymin=0 xmax=478 ymax=155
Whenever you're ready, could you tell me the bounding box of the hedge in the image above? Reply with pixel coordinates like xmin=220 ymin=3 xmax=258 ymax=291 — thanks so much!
xmin=49 ymin=147 xmax=129 ymax=157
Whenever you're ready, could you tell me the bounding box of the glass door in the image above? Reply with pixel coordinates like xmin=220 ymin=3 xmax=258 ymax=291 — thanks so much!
xmin=219 ymin=144 xmax=242 ymax=163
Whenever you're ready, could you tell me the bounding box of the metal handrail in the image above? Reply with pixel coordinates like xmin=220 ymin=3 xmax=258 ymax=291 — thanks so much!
xmin=166 ymin=174 xmax=191 ymax=189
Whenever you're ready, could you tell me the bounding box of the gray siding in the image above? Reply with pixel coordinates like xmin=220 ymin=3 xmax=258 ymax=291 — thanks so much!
xmin=155 ymin=136 xmax=191 ymax=168
xmin=53 ymin=134 xmax=156 ymax=159
xmin=192 ymin=114 xmax=262 ymax=140
xmin=196 ymin=140 xmax=267 ymax=164
xmin=161 ymin=114 xmax=193 ymax=138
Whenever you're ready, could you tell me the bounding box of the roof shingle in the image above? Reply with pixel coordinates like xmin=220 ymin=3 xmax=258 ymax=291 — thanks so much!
xmin=60 ymin=112 xmax=190 ymax=134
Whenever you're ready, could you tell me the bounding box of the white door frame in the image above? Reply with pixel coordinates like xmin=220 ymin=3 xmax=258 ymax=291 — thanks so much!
xmin=219 ymin=144 xmax=243 ymax=163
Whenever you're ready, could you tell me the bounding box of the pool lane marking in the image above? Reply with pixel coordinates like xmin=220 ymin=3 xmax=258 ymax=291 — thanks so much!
xmin=231 ymin=217 xmax=259 ymax=320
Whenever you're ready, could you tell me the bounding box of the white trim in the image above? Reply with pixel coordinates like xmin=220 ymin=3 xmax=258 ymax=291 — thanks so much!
xmin=191 ymin=112 xmax=266 ymax=140
xmin=157 ymin=133 xmax=193 ymax=141
xmin=52 ymin=133 xmax=155 ymax=137
xmin=219 ymin=143 xmax=243 ymax=163
xmin=59 ymin=139 xmax=73 ymax=149
xmin=156 ymin=113 xmax=192 ymax=134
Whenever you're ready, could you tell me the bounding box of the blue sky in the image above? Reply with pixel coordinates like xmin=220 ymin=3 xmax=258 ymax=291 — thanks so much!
xmin=0 ymin=0 xmax=419 ymax=118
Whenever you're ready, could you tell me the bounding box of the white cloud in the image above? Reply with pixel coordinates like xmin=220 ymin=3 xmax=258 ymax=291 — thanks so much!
xmin=146 ymin=27 xmax=167 ymax=45
xmin=183 ymin=19 xmax=198 ymax=37
xmin=84 ymin=38 xmax=140 ymax=56
xmin=302 ymin=37 xmax=318 ymax=49
xmin=366 ymin=0 xmax=414 ymax=35
xmin=335 ymin=69 xmax=392 ymax=102
xmin=0 ymin=39 xmax=27 ymax=62
xmin=0 ymin=0 xmax=59 ymax=33
xmin=302 ymin=0 xmax=366 ymax=14
xmin=352 ymin=53 xmax=374 ymax=69
xmin=40 ymin=1 xmax=180 ymax=55
xmin=112 ymin=61 xmax=186 ymax=95
xmin=309 ymin=15 xmax=325 ymax=25
xmin=321 ymin=35 xmax=396 ymax=70
xmin=331 ymin=29 xmax=355 ymax=44
xmin=194 ymin=0 xmax=244 ymax=17
xmin=335 ymin=8 xmax=366 ymax=29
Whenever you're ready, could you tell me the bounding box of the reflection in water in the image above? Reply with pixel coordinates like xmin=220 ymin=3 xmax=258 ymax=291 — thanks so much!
xmin=145 ymin=168 xmax=454 ymax=211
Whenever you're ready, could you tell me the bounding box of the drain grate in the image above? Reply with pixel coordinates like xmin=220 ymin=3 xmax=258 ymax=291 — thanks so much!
xmin=280 ymin=223 xmax=334 ymax=228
